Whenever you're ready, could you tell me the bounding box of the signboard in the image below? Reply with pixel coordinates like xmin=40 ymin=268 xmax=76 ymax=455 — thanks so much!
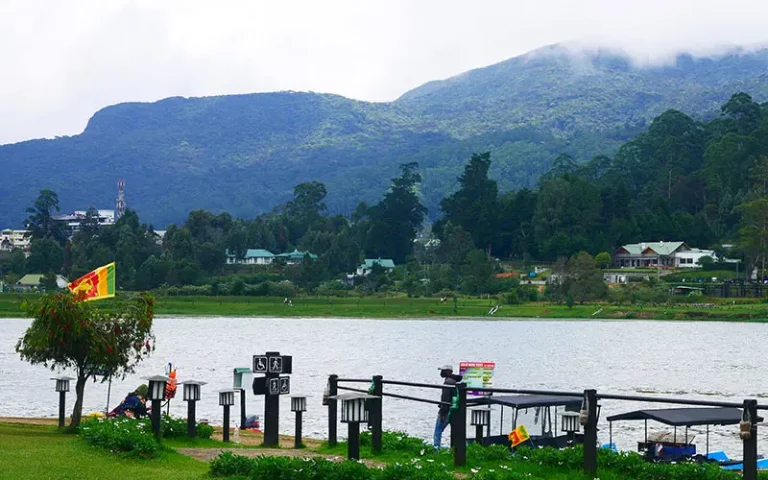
xmin=508 ymin=425 xmax=530 ymax=447
xmin=459 ymin=361 xmax=495 ymax=395
xmin=268 ymin=378 xmax=280 ymax=395
xmin=268 ymin=356 xmax=283 ymax=373
xmin=279 ymin=376 xmax=290 ymax=395
xmin=253 ymin=376 xmax=266 ymax=395
xmin=253 ymin=356 xmax=268 ymax=373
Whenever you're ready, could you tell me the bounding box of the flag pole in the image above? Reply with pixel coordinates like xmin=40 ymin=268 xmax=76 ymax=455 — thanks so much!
xmin=105 ymin=377 xmax=112 ymax=415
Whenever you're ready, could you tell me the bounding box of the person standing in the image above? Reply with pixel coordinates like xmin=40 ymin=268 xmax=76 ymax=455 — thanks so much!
xmin=434 ymin=364 xmax=462 ymax=449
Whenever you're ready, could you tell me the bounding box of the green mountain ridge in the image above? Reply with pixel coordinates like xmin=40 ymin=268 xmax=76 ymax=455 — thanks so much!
xmin=2 ymin=43 xmax=768 ymax=227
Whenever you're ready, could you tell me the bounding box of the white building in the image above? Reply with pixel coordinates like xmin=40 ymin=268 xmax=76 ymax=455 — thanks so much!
xmin=52 ymin=209 xmax=116 ymax=235
xmin=614 ymin=241 xmax=730 ymax=269
xmin=0 ymin=229 xmax=30 ymax=252
xmin=225 ymin=249 xmax=275 ymax=265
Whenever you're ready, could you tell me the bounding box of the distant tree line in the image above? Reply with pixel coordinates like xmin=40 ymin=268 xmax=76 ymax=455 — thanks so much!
xmin=2 ymin=93 xmax=767 ymax=301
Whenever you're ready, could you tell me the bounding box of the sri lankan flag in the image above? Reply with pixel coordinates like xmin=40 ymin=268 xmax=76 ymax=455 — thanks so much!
xmin=67 ymin=262 xmax=116 ymax=302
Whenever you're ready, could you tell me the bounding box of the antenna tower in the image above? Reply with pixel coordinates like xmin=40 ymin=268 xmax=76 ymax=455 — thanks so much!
xmin=116 ymin=179 xmax=126 ymax=218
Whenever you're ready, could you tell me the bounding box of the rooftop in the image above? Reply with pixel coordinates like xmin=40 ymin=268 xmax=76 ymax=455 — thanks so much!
xmin=361 ymin=258 xmax=396 ymax=269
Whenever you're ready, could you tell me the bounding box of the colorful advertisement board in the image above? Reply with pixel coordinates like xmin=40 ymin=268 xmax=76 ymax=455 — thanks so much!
xmin=459 ymin=361 xmax=495 ymax=396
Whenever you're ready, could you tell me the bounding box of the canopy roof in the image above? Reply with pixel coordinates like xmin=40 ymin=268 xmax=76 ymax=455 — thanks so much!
xmin=606 ymin=407 xmax=759 ymax=427
xmin=474 ymin=394 xmax=583 ymax=409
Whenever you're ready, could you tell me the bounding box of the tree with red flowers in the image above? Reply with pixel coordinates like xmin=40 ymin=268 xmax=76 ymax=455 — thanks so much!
xmin=16 ymin=293 xmax=155 ymax=429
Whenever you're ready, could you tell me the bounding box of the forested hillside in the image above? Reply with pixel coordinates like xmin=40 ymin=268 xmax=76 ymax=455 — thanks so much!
xmin=5 ymin=93 xmax=768 ymax=295
xmin=2 ymin=45 xmax=768 ymax=227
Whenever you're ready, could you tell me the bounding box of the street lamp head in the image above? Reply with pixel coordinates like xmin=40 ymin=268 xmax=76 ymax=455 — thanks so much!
xmin=290 ymin=395 xmax=307 ymax=412
xmin=180 ymin=380 xmax=207 ymax=402
xmin=142 ymin=375 xmax=172 ymax=401
xmin=218 ymin=389 xmax=236 ymax=406
xmin=470 ymin=407 xmax=492 ymax=427
xmin=51 ymin=375 xmax=75 ymax=393
xmin=330 ymin=392 xmax=378 ymax=424
xmin=561 ymin=412 xmax=581 ymax=434
xmin=232 ymin=367 xmax=252 ymax=389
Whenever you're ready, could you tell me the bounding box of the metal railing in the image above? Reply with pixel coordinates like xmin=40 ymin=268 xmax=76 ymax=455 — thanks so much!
xmin=327 ymin=374 xmax=765 ymax=479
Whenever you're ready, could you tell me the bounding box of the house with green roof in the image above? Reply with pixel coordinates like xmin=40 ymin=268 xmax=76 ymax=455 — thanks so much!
xmin=14 ymin=273 xmax=68 ymax=292
xmin=225 ymin=249 xmax=275 ymax=265
xmin=356 ymin=258 xmax=396 ymax=276
xmin=614 ymin=241 xmax=717 ymax=268
xmin=275 ymin=249 xmax=318 ymax=264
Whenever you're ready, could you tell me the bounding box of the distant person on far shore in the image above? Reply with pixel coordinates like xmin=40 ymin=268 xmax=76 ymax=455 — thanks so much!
xmin=434 ymin=364 xmax=462 ymax=449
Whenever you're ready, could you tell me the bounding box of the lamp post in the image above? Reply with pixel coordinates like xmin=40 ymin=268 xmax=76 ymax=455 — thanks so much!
xmin=51 ymin=376 xmax=74 ymax=428
xmin=470 ymin=407 xmax=491 ymax=446
xmin=561 ymin=411 xmax=580 ymax=445
xmin=233 ymin=367 xmax=251 ymax=429
xmin=143 ymin=375 xmax=171 ymax=439
xmin=290 ymin=396 xmax=307 ymax=449
xmin=181 ymin=380 xmax=206 ymax=438
xmin=219 ymin=389 xmax=236 ymax=443
xmin=331 ymin=392 xmax=379 ymax=460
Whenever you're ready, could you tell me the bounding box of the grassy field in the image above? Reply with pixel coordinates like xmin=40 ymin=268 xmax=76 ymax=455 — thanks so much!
xmin=0 ymin=422 xmax=208 ymax=480
xmin=2 ymin=421 xmax=742 ymax=480
xmin=2 ymin=292 xmax=768 ymax=321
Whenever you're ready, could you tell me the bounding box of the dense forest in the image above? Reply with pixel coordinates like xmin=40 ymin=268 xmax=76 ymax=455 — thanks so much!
xmin=3 ymin=46 xmax=768 ymax=227
xmin=3 ymin=93 xmax=768 ymax=302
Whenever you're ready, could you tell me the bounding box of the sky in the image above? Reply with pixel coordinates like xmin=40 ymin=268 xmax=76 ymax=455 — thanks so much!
xmin=1 ymin=0 xmax=768 ymax=145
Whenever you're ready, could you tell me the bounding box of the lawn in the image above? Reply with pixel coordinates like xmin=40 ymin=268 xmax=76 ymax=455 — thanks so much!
xmin=0 ymin=422 xmax=208 ymax=480
xmin=2 ymin=292 xmax=768 ymax=321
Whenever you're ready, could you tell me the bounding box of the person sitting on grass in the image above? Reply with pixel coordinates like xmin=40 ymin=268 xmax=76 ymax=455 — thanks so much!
xmin=109 ymin=384 xmax=149 ymax=419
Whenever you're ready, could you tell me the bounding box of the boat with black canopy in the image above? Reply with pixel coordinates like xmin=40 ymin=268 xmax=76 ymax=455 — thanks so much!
xmin=468 ymin=394 xmax=588 ymax=448
xmin=606 ymin=406 xmax=762 ymax=467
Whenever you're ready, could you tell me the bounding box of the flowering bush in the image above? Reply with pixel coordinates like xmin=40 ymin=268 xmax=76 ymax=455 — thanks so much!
xmin=209 ymin=453 xmax=454 ymax=480
xmin=79 ymin=417 xmax=158 ymax=457
xmin=161 ymin=414 xmax=213 ymax=439
xmin=80 ymin=415 xmax=213 ymax=457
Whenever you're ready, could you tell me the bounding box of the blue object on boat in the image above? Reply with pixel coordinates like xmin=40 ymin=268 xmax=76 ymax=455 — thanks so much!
xmin=601 ymin=443 xmax=617 ymax=451
xmin=707 ymin=451 xmax=729 ymax=462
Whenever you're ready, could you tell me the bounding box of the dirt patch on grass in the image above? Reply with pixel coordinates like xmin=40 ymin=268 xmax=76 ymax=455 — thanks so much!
xmin=0 ymin=417 xmax=58 ymax=425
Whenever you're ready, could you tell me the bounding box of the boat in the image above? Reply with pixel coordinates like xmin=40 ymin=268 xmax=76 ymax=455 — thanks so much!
xmin=468 ymin=394 xmax=589 ymax=449
xmin=606 ymin=406 xmax=763 ymax=467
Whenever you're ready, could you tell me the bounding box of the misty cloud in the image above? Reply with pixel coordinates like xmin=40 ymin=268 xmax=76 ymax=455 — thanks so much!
xmin=1 ymin=0 xmax=768 ymax=144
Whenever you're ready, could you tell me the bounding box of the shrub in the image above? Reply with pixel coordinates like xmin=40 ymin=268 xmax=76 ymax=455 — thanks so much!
xmin=209 ymin=453 xmax=455 ymax=479
xmin=160 ymin=414 xmax=213 ymax=439
xmin=79 ymin=417 xmax=159 ymax=457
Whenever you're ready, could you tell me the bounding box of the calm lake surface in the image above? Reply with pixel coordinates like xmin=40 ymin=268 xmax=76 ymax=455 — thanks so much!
xmin=1 ymin=317 xmax=766 ymax=456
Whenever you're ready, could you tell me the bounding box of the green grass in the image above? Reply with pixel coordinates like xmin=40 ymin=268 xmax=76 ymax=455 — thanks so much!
xmin=2 ymin=293 xmax=768 ymax=321
xmin=0 ymin=423 xmax=208 ymax=480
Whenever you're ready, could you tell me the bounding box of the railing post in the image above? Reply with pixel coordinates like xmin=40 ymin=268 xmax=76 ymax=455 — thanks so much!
xmin=453 ymin=382 xmax=467 ymax=468
xmin=582 ymin=389 xmax=598 ymax=476
xmin=371 ymin=375 xmax=383 ymax=454
xmin=743 ymin=399 xmax=759 ymax=480
xmin=328 ymin=374 xmax=338 ymax=447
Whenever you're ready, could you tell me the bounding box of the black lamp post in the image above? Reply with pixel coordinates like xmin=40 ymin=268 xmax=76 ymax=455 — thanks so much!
xmin=561 ymin=411 xmax=580 ymax=445
xmin=51 ymin=375 xmax=74 ymax=428
xmin=143 ymin=375 xmax=171 ymax=439
xmin=290 ymin=395 xmax=307 ymax=449
xmin=470 ymin=407 xmax=491 ymax=446
xmin=219 ymin=389 xmax=236 ymax=442
xmin=332 ymin=392 xmax=379 ymax=460
xmin=180 ymin=380 xmax=206 ymax=438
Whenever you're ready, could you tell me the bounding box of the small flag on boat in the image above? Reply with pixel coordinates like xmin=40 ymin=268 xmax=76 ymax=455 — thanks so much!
xmin=67 ymin=262 xmax=116 ymax=302
xmin=508 ymin=425 xmax=530 ymax=447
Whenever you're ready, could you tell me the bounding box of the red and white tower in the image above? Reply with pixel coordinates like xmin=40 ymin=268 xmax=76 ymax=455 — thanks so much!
xmin=116 ymin=179 xmax=126 ymax=218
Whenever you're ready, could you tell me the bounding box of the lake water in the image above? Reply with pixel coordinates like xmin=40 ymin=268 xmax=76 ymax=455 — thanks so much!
xmin=1 ymin=317 xmax=766 ymax=456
